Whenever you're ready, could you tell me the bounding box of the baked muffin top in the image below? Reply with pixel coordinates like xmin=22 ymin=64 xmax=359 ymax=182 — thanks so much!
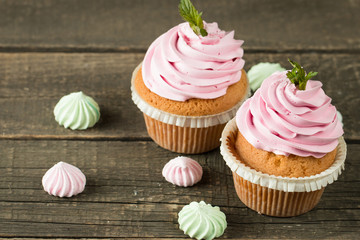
xmin=235 ymin=131 xmax=337 ymax=178
xmin=135 ymin=67 xmax=248 ymax=116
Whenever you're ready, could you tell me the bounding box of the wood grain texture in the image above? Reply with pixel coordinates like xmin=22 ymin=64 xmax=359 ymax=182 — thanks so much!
xmin=0 ymin=53 xmax=359 ymax=140
xmin=0 ymin=140 xmax=359 ymax=238
xmin=0 ymin=0 xmax=359 ymax=52
xmin=1 ymin=141 xmax=358 ymax=206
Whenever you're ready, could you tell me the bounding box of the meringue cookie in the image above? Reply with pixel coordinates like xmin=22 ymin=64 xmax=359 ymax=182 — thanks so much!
xmin=42 ymin=161 xmax=86 ymax=197
xmin=162 ymin=156 xmax=203 ymax=187
xmin=247 ymin=62 xmax=285 ymax=91
xmin=178 ymin=201 xmax=227 ymax=240
xmin=54 ymin=91 xmax=100 ymax=130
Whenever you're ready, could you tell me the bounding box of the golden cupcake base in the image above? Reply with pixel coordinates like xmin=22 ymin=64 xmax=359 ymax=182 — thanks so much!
xmin=144 ymin=114 xmax=225 ymax=154
xmin=233 ymin=173 xmax=324 ymax=217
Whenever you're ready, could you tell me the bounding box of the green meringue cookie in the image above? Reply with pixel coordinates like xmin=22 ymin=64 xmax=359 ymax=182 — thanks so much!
xmin=178 ymin=201 xmax=227 ymax=240
xmin=248 ymin=62 xmax=286 ymax=91
xmin=337 ymin=110 xmax=343 ymax=126
xmin=54 ymin=91 xmax=100 ymax=130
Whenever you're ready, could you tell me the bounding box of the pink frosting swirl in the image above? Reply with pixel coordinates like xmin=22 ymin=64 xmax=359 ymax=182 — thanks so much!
xmin=142 ymin=22 xmax=245 ymax=101
xmin=236 ymin=71 xmax=343 ymax=158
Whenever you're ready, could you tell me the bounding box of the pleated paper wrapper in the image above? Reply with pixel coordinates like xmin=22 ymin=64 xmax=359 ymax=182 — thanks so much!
xmin=220 ymin=118 xmax=346 ymax=217
xmin=131 ymin=63 xmax=250 ymax=154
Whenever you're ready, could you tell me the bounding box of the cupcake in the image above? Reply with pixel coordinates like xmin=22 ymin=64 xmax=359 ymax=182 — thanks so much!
xmin=220 ymin=59 xmax=346 ymax=217
xmin=131 ymin=0 xmax=249 ymax=154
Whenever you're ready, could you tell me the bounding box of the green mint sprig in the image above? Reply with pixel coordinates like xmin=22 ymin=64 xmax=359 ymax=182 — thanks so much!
xmin=286 ymin=58 xmax=318 ymax=90
xmin=179 ymin=0 xmax=208 ymax=37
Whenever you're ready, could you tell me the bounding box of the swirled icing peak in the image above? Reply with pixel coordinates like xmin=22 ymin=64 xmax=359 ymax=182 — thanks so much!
xmin=142 ymin=21 xmax=245 ymax=101
xmin=248 ymin=62 xmax=285 ymax=91
xmin=162 ymin=156 xmax=203 ymax=187
xmin=42 ymin=162 xmax=86 ymax=197
xmin=236 ymin=71 xmax=343 ymax=158
xmin=54 ymin=91 xmax=100 ymax=130
xmin=178 ymin=201 xmax=227 ymax=240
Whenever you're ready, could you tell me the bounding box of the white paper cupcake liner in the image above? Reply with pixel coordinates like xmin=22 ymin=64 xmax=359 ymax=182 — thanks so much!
xmin=131 ymin=63 xmax=251 ymax=128
xmin=220 ymin=118 xmax=347 ymax=192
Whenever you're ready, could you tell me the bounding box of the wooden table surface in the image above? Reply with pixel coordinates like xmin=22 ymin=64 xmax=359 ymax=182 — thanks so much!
xmin=1 ymin=0 xmax=359 ymax=239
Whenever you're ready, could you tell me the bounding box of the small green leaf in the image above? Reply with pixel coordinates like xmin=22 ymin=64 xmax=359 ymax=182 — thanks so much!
xmin=179 ymin=0 xmax=208 ymax=36
xmin=299 ymin=81 xmax=306 ymax=90
xmin=286 ymin=72 xmax=295 ymax=83
xmin=305 ymin=71 xmax=318 ymax=81
xmin=200 ymin=28 xmax=208 ymax=37
xmin=287 ymin=58 xmax=318 ymax=90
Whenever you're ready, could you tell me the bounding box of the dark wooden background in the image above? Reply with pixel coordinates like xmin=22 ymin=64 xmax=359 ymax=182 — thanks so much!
xmin=1 ymin=0 xmax=359 ymax=239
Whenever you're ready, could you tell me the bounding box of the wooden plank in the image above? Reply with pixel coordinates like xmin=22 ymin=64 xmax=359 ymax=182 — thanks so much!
xmin=0 ymin=53 xmax=359 ymax=140
xmin=0 ymin=140 xmax=359 ymax=238
xmin=0 ymin=53 xmax=146 ymax=139
xmin=0 ymin=140 xmax=360 ymax=208
xmin=0 ymin=0 xmax=359 ymax=52
xmin=0 ymin=141 xmax=358 ymax=207
xmin=1 ymin=203 xmax=359 ymax=238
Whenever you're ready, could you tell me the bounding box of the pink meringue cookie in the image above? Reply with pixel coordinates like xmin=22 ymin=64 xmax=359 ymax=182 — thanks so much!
xmin=162 ymin=156 xmax=203 ymax=187
xmin=236 ymin=71 xmax=343 ymax=158
xmin=142 ymin=21 xmax=245 ymax=101
xmin=42 ymin=161 xmax=86 ymax=197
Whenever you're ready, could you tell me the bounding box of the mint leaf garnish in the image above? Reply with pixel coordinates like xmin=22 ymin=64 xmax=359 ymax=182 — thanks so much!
xmin=286 ymin=58 xmax=318 ymax=90
xmin=179 ymin=0 xmax=208 ymax=37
